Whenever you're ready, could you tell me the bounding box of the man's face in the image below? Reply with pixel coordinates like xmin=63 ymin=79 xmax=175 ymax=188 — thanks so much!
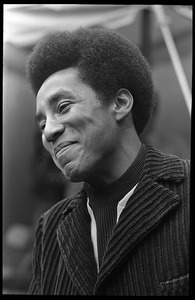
xmin=36 ymin=68 xmax=118 ymax=184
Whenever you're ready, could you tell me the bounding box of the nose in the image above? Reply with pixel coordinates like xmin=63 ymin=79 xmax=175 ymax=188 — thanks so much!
xmin=43 ymin=118 xmax=64 ymax=142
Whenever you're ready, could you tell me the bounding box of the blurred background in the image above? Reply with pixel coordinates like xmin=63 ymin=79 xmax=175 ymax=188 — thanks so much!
xmin=3 ymin=4 xmax=192 ymax=294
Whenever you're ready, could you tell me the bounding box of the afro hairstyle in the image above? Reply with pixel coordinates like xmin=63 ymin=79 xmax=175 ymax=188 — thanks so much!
xmin=26 ymin=27 xmax=155 ymax=135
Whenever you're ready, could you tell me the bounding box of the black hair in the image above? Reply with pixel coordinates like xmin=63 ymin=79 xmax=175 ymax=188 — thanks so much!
xmin=26 ymin=27 xmax=155 ymax=135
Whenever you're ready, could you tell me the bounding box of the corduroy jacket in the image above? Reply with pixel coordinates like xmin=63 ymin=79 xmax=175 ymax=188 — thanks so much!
xmin=28 ymin=145 xmax=190 ymax=295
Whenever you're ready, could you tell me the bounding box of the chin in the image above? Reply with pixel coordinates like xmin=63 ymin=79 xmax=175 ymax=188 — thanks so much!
xmin=61 ymin=162 xmax=84 ymax=183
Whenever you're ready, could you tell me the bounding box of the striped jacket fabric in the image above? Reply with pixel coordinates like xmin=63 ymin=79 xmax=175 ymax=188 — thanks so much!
xmin=28 ymin=145 xmax=190 ymax=295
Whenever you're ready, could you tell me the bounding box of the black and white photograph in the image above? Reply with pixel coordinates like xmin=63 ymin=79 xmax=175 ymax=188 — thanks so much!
xmin=3 ymin=4 xmax=192 ymax=295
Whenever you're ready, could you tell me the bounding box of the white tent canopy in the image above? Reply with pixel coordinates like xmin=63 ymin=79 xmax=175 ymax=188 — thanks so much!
xmin=4 ymin=4 xmax=147 ymax=47
xmin=3 ymin=4 xmax=192 ymax=115
xmin=4 ymin=4 xmax=192 ymax=47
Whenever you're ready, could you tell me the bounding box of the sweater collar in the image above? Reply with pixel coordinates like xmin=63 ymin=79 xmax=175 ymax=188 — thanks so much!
xmin=84 ymin=144 xmax=146 ymax=208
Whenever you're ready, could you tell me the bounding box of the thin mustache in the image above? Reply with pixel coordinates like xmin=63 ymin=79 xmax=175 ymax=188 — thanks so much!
xmin=54 ymin=141 xmax=77 ymax=156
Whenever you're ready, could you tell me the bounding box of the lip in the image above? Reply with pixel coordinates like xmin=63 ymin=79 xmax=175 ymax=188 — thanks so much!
xmin=54 ymin=141 xmax=77 ymax=157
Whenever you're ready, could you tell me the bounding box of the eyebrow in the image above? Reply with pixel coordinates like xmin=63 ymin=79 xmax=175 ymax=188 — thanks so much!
xmin=35 ymin=89 xmax=76 ymax=126
xmin=48 ymin=89 xmax=76 ymax=106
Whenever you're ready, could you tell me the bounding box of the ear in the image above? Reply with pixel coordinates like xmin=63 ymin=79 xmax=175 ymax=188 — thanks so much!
xmin=113 ymin=88 xmax=133 ymax=121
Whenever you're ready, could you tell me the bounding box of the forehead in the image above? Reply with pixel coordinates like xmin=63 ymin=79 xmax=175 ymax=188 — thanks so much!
xmin=36 ymin=67 xmax=81 ymax=102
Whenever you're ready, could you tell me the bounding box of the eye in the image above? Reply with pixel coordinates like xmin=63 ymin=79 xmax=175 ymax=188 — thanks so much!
xmin=39 ymin=121 xmax=46 ymax=132
xmin=58 ymin=102 xmax=71 ymax=114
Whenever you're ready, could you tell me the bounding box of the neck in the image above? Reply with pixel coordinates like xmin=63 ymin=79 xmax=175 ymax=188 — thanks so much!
xmin=86 ymin=130 xmax=142 ymax=187
xmin=85 ymin=143 xmax=146 ymax=199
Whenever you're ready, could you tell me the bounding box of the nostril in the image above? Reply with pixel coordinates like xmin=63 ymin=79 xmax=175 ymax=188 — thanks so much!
xmin=46 ymin=132 xmax=59 ymax=143
xmin=44 ymin=123 xmax=64 ymax=142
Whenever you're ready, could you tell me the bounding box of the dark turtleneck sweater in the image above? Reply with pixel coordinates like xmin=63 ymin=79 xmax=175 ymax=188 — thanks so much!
xmin=84 ymin=143 xmax=146 ymax=268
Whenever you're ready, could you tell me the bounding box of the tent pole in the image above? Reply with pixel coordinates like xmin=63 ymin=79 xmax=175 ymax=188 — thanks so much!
xmin=152 ymin=5 xmax=191 ymax=117
xmin=141 ymin=8 xmax=152 ymax=65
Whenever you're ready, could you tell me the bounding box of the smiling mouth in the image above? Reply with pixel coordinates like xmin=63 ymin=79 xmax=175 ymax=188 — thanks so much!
xmin=54 ymin=141 xmax=77 ymax=157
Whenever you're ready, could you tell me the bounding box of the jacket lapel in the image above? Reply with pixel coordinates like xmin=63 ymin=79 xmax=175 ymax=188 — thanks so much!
xmin=56 ymin=193 xmax=98 ymax=295
xmin=95 ymin=177 xmax=180 ymax=291
xmin=95 ymin=145 xmax=185 ymax=292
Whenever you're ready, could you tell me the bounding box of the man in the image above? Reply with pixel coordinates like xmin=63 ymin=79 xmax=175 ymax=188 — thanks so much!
xmin=26 ymin=27 xmax=190 ymax=295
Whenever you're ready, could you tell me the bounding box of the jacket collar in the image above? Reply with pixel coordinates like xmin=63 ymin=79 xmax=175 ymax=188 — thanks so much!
xmin=140 ymin=144 xmax=185 ymax=182
xmin=57 ymin=145 xmax=185 ymax=294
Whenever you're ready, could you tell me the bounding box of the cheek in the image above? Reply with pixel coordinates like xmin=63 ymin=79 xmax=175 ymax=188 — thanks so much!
xmin=84 ymin=122 xmax=116 ymax=157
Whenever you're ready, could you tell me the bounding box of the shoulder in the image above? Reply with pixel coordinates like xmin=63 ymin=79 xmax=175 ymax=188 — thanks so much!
xmin=36 ymin=189 xmax=87 ymax=234
xmin=180 ymin=158 xmax=190 ymax=177
xmin=143 ymin=144 xmax=190 ymax=182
